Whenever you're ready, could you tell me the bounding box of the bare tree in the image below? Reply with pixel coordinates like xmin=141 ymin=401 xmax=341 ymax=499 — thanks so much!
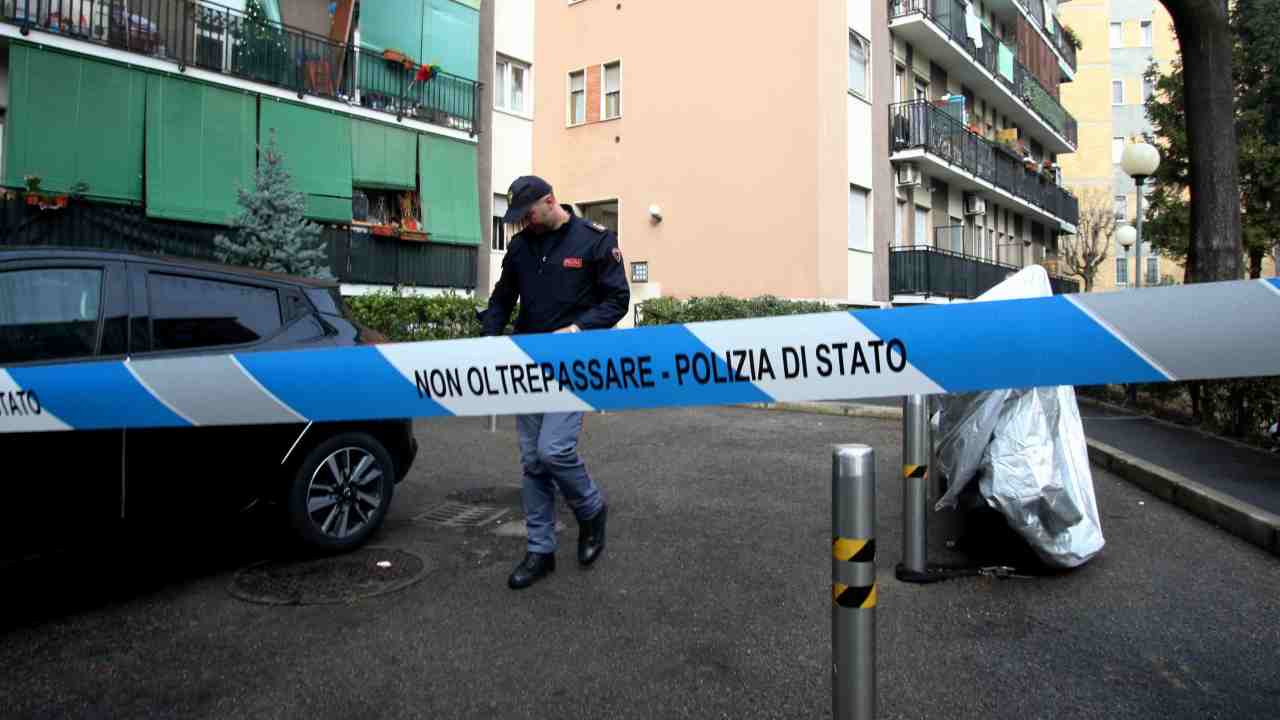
xmin=1060 ymin=188 xmax=1116 ymax=292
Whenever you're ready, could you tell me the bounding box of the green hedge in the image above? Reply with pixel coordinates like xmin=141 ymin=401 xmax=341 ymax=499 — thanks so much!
xmin=637 ymin=295 xmax=836 ymax=325
xmin=345 ymin=291 xmax=490 ymax=341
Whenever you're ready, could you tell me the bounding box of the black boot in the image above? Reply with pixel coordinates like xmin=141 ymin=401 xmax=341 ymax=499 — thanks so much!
xmin=508 ymin=552 xmax=556 ymax=590
xmin=578 ymin=504 xmax=608 ymax=566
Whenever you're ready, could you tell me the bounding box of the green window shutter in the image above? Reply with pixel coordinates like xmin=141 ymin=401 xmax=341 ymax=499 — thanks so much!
xmin=259 ymin=99 xmax=353 ymax=223
xmin=352 ymin=119 xmax=417 ymax=190
xmin=418 ymin=134 xmax=479 ymax=245
xmin=4 ymin=44 xmax=144 ymax=203
xmin=146 ymin=75 xmax=256 ymax=225
xmin=423 ymin=0 xmax=479 ymax=81
xmin=358 ymin=0 xmax=425 ymax=56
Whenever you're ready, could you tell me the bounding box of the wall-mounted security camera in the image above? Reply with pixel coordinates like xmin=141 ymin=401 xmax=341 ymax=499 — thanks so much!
xmin=649 ymin=204 xmax=663 ymax=223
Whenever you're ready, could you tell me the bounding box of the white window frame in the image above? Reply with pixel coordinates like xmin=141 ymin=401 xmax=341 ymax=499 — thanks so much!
xmin=601 ymin=59 xmax=622 ymax=121
xmin=1112 ymin=80 xmax=1124 ymax=105
xmin=1141 ymin=20 xmax=1153 ymax=47
xmin=495 ymin=55 xmax=532 ymax=117
xmin=848 ymin=185 xmax=871 ymax=252
xmin=848 ymin=30 xmax=870 ymax=101
xmin=1116 ymin=257 xmax=1129 ymax=286
xmin=914 ymin=205 xmax=929 ymax=246
xmin=1146 ymin=255 xmax=1159 ymax=285
xmin=1110 ymin=22 xmax=1123 ymax=48
xmin=1112 ymin=137 xmax=1124 ymax=164
xmin=1114 ymin=195 xmax=1127 ymax=221
xmin=567 ymin=68 xmax=587 ymax=126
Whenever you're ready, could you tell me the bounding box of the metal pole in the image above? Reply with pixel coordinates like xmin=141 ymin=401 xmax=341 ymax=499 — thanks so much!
xmin=901 ymin=395 xmax=930 ymax=575
xmin=832 ymin=444 xmax=876 ymax=720
xmin=1134 ymin=176 xmax=1145 ymax=288
xmin=487 ymin=415 xmax=497 ymax=432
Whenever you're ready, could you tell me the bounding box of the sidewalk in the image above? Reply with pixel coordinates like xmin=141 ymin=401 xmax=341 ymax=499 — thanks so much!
xmin=758 ymin=394 xmax=1280 ymax=556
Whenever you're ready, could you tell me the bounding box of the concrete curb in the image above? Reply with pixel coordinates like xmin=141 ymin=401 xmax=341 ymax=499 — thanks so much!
xmin=741 ymin=401 xmax=903 ymax=421
xmin=1087 ymin=438 xmax=1280 ymax=558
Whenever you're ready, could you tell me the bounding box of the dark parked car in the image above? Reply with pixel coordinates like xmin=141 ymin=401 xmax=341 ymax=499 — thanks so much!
xmin=0 ymin=248 xmax=417 ymax=557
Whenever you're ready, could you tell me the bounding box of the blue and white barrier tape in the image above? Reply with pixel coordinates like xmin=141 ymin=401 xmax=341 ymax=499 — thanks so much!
xmin=3 ymin=278 xmax=1279 ymax=433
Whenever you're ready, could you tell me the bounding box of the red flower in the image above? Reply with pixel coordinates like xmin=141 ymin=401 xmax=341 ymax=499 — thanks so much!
xmin=415 ymin=64 xmax=436 ymax=83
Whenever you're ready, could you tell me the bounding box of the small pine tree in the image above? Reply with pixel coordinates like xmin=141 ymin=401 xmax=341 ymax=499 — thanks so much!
xmin=215 ymin=131 xmax=333 ymax=279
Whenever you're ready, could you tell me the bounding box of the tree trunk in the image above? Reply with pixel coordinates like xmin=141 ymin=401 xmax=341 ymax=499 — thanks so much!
xmin=1083 ymin=273 xmax=1094 ymax=292
xmin=1249 ymin=249 xmax=1263 ymax=279
xmin=1162 ymin=0 xmax=1243 ymax=283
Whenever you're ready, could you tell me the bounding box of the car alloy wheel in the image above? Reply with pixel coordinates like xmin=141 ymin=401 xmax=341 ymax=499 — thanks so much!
xmin=305 ymin=447 xmax=386 ymax=540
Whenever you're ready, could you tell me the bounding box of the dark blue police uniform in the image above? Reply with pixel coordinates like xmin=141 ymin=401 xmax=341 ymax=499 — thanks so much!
xmin=481 ymin=206 xmax=630 ymax=336
xmin=482 ymin=176 xmax=629 ymax=589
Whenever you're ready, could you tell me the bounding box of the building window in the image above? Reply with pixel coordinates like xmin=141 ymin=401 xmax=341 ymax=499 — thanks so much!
xmin=1116 ymin=257 xmax=1129 ymax=285
xmin=914 ymin=78 xmax=929 ymax=100
xmin=1146 ymin=256 xmax=1159 ymax=285
xmin=495 ymin=56 xmax=530 ymax=114
xmin=603 ymin=61 xmax=621 ymax=119
xmin=1112 ymin=80 xmax=1124 ymax=105
xmin=569 ymin=70 xmax=586 ymax=124
xmin=492 ymin=216 xmax=507 ymax=251
xmin=1110 ymin=22 xmax=1123 ymax=47
xmin=914 ymin=206 xmax=928 ymax=246
xmin=1112 ymin=137 xmax=1124 ymax=164
xmin=1143 ymin=76 xmax=1155 ymax=102
xmin=1141 ymin=20 xmax=1153 ymax=47
xmin=1114 ymin=195 xmax=1127 ymax=220
xmin=895 ymin=200 xmax=907 ymax=247
xmin=848 ymin=186 xmax=869 ymax=250
xmin=580 ymin=200 xmax=619 ymax=233
xmin=848 ymin=31 xmax=869 ymax=98
xmin=631 ymin=261 xmax=648 ymax=283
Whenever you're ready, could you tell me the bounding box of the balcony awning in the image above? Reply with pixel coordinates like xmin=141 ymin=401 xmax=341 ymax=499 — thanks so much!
xmin=418 ymin=134 xmax=480 ymax=245
xmin=259 ymin=99 xmax=354 ymax=223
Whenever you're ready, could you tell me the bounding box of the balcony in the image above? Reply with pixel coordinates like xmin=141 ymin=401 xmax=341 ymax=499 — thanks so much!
xmin=890 ymin=245 xmax=1079 ymax=299
xmin=1 ymin=0 xmax=481 ymax=135
xmin=888 ymin=0 xmax=1077 ymax=152
xmin=890 ymin=99 xmax=1079 ymax=230
xmin=1014 ymin=0 xmax=1078 ymax=75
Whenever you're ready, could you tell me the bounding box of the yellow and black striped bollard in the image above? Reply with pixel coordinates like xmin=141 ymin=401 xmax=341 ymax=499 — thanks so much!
xmin=832 ymin=444 xmax=876 ymax=720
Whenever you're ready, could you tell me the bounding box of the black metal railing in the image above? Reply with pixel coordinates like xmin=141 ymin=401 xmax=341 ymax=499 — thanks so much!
xmin=890 ymin=245 xmax=1078 ymax=298
xmin=2 ymin=0 xmax=480 ymax=134
xmin=888 ymin=0 xmax=1077 ymax=147
xmin=890 ymin=99 xmax=1079 ymax=226
xmin=0 ymin=196 xmax=477 ymax=288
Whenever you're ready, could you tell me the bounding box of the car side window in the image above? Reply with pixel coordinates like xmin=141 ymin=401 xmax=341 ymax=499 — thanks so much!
xmin=148 ymin=273 xmax=282 ymax=351
xmin=0 ymin=268 xmax=103 ymax=364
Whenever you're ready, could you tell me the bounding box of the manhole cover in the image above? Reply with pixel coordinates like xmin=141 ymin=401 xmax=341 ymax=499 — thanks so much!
xmin=415 ymin=501 xmax=510 ymax=528
xmin=228 ymin=547 xmax=427 ymax=606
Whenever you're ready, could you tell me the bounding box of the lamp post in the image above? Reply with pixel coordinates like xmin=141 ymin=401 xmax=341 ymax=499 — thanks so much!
xmin=1116 ymin=224 xmax=1137 ymax=285
xmin=1120 ymin=140 xmax=1161 ymax=287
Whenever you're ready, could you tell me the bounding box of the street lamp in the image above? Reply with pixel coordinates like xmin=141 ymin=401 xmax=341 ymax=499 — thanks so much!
xmin=1116 ymin=224 xmax=1137 ymax=285
xmin=1120 ymin=140 xmax=1161 ymax=287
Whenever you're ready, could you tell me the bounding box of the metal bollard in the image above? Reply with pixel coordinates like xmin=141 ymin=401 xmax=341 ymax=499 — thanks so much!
xmin=832 ymin=445 xmax=876 ymax=720
xmin=901 ymin=395 xmax=930 ymax=576
xmin=488 ymin=415 xmax=498 ymax=432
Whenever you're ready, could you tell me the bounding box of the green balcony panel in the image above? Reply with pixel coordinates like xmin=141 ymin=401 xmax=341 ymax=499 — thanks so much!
xmin=4 ymin=44 xmax=145 ymax=203
xmin=359 ymin=0 xmax=425 ymax=56
xmin=418 ymin=134 xmax=479 ymax=245
xmin=146 ymin=75 xmax=257 ymax=225
xmin=352 ymin=119 xmax=418 ymax=190
xmin=259 ymin=99 xmax=353 ymax=223
xmin=422 ymin=0 xmax=479 ymax=82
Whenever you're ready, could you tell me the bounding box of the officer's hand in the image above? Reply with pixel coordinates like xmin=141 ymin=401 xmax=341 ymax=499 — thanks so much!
xmin=553 ymin=324 xmax=581 ymax=334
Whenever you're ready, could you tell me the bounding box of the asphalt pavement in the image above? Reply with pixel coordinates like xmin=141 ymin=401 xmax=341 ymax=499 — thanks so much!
xmin=2 ymin=407 xmax=1278 ymax=719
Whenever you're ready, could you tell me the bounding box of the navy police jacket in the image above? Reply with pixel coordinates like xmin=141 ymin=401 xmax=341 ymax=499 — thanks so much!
xmin=481 ymin=206 xmax=630 ymax=336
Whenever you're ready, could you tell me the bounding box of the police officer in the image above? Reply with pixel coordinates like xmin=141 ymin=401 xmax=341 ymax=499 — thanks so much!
xmin=482 ymin=175 xmax=630 ymax=590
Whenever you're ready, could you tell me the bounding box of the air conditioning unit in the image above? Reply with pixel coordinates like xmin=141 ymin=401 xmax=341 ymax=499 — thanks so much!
xmin=896 ymin=163 xmax=921 ymax=188
xmin=964 ymin=193 xmax=987 ymax=216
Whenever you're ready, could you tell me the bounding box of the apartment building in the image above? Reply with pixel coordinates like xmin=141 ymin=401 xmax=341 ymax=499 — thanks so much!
xmin=528 ymin=0 xmax=1081 ymax=312
xmin=482 ymin=0 xmax=533 ymax=296
xmin=0 ymin=0 xmax=485 ymax=295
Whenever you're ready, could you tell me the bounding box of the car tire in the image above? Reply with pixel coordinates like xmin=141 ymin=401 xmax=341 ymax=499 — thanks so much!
xmin=286 ymin=432 xmax=396 ymax=553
